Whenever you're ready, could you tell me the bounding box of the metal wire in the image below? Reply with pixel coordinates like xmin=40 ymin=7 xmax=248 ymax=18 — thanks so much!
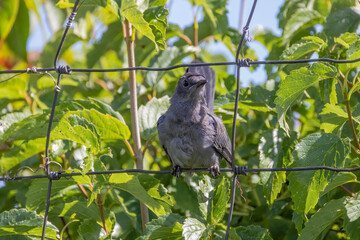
xmin=1 ymin=0 xmax=360 ymax=239
xmin=2 ymin=166 xmax=360 ymax=182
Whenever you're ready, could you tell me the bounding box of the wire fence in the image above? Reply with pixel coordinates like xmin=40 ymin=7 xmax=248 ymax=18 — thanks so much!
xmin=1 ymin=0 xmax=360 ymax=239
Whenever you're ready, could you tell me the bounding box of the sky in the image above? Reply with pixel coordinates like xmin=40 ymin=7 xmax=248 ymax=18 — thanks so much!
xmin=27 ymin=0 xmax=285 ymax=86
xmin=168 ymin=0 xmax=284 ymax=86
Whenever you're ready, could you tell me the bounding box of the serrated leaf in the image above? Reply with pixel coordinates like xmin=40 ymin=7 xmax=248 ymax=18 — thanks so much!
xmin=0 ymin=209 xmax=58 ymax=239
xmin=26 ymin=178 xmax=75 ymax=210
xmin=109 ymin=173 xmax=167 ymax=216
xmin=143 ymin=213 xmax=184 ymax=240
xmin=320 ymin=103 xmax=348 ymax=133
xmin=0 ymin=138 xmax=45 ymax=173
xmin=320 ymin=172 xmax=357 ymax=197
xmin=139 ymin=96 xmax=170 ymax=140
xmin=324 ymin=5 xmax=360 ymax=38
xmin=347 ymin=41 xmax=360 ymax=69
xmin=182 ymin=218 xmax=206 ymax=240
xmin=259 ymin=129 xmax=289 ymax=207
xmin=283 ymin=8 xmax=323 ymax=43
xmin=121 ymin=0 xmax=157 ymax=49
xmin=344 ymin=214 xmax=360 ymax=240
xmin=232 ymin=225 xmax=273 ymax=240
xmin=275 ymin=63 xmax=337 ymax=134
xmin=281 ymin=36 xmax=325 ymax=60
xmin=78 ymin=219 xmax=103 ymax=240
xmin=143 ymin=5 xmax=168 ymax=50
xmin=288 ymin=133 xmax=350 ymax=215
xmin=344 ymin=192 xmax=360 ymax=222
xmin=298 ymin=197 xmax=345 ymax=240
xmin=144 ymin=47 xmax=180 ymax=87
xmin=211 ymin=177 xmax=229 ymax=223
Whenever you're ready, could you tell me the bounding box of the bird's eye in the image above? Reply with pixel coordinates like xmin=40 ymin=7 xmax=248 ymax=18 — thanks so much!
xmin=183 ymin=80 xmax=189 ymax=87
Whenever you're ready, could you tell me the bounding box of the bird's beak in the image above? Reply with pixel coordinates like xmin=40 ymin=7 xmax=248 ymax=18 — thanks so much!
xmin=196 ymin=79 xmax=207 ymax=88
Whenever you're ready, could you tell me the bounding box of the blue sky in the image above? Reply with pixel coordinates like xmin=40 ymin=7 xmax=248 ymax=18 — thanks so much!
xmin=27 ymin=0 xmax=285 ymax=86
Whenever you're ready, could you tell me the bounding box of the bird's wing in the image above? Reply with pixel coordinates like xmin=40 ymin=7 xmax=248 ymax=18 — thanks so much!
xmin=207 ymin=113 xmax=233 ymax=166
xmin=157 ymin=115 xmax=174 ymax=165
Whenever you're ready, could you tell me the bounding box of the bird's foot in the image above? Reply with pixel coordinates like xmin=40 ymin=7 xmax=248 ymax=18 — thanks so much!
xmin=209 ymin=165 xmax=220 ymax=178
xmin=171 ymin=165 xmax=182 ymax=178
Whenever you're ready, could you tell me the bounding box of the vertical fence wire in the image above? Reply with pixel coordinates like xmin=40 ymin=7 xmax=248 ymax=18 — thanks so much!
xmin=226 ymin=0 xmax=258 ymax=238
xmin=41 ymin=1 xmax=80 ymax=239
xmin=0 ymin=0 xmax=360 ymax=239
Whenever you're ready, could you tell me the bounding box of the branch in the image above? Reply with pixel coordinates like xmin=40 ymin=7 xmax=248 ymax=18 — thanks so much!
xmin=124 ymin=19 xmax=149 ymax=231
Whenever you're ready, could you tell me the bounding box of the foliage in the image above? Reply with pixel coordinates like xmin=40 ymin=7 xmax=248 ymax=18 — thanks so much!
xmin=1 ymin=0 xmax=360 ymax=239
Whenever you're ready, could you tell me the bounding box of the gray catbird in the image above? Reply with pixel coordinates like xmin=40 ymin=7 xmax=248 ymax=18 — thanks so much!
xmin=157 ymin=64 xmax=232 ymax=177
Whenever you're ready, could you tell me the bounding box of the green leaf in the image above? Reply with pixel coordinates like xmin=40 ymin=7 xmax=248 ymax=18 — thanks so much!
xmin=320 ymin=103 xmax=348 ymax=133
xmin=283 ymin=8 xmax=323 ymax=43
xmin=121 ymin=0 xmax=157 ymax=49
xmin=298 ymin=197 xmax=346 ymax=240
xmin=344 ymin=192 xmax=360 ymax=222
xmin=320 ymin=172 xmax=357 ymax=197
xmin=182 ymin=218 xmax=206 ymax=240
xmin=6 ymin=0 xmax=29 ymax=60
xmin=143 ymin=5 xmax=169 ymax=50
xmin=143 ymin=213 xmax=184 ymax=240
xmin=231 ymin=225 xmax=273 ymax=240
xmin=211 ymin=177 xmax=229 ymax=224
xmin=347 ymin=40 xmax=360 ymax=69
xmin=288 ymin=133 xmax=350 ymax=215
xmin=281 ymin=36 xmax=325 ymax=60
xmin=78 ymin=219 xmax=102 ymax=240
xmin=259 ymin=129 xmax=293 ymax=207
xmin=275 ymin=63 xmax=337 ymax=134
xmin=109 ymin=173 xmax=167 ymax=216
xmin=344 ymin=213 xmax=360 ymax=240
xmin=324 ymin=2 xmax=360 ymax=38
xmin=0 ymin=0 xmax=19 ymax=41
xmin=0 ymin=208 xmax=58 ymax=239
xmin=52 ymin=113 xmax=101 ymax=152
xmin=26 ymin=178 xmax=75 ymax=210
xmin=139 ymin=96 xmax=170 ymax=140
xmin=0 ymin=138 xmax=45 ymax=173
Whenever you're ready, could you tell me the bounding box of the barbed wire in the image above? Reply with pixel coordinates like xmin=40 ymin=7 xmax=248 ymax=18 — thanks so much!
xmin=1 ymin=0 xmax=360 ymax=239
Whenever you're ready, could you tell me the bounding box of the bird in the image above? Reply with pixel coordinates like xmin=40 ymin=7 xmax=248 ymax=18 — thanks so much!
xmin=157 ymin=64 xmax=232 ymax=178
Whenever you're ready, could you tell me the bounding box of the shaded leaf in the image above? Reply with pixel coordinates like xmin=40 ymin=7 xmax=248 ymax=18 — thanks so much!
xmin=298 ymin=197 xmax=345 ymax=240
xmin=143 ymin=213 xmax=184 ymax=240
xmin=288 ymin=133 xmax=350 ymax=215
xmin=211 ymin=177 xmax=229 ymax=223
xmin=231 ymin=225 xmax=273 ymax=240
xmin=320 ymin=172 xmax=357 ymax=197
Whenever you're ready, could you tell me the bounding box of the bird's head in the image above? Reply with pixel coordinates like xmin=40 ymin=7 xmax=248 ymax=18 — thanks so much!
xmin=172 ymin=73 xmax=207 ymax=102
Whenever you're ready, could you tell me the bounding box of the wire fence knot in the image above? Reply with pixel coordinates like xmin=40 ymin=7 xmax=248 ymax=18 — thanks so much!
xmin=237 ymin=58 xmax=252 ymax=68
xmin=48 ymin=171 xmax=61 ymax=180
xmin=235 ymin=166 xmax=247 ymax=176
xmin=66 ymin=11 xmax=77 ymax=28
xmin=27 ymin=67 xmax=39 ymax=74
xmin=56 ymin=65 xmax=72 ymax=75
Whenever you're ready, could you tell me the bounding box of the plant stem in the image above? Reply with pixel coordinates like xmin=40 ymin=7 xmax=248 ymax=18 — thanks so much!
xmin=97 ymin=194 xmax=109 ymax=235
xmin=124 ymin=19 xmax=149 ymax=231
xmin=344 ymin=96 xmax=360 ymax=152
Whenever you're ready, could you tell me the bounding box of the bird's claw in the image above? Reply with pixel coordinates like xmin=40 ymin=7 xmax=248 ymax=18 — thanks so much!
xmin=209 ymin=165 xmax=220 ymax=178
xmin=171 ymin=165 xmax=182 ymax=178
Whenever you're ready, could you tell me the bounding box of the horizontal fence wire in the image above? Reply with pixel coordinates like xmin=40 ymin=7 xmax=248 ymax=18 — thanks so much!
xmin=1 ymin=0 xmax=360 ymax=239
xmin=2 ymin=166 xmax=360 ymax=182
xmin=2 ymin=57 xmax=360 ymax=78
